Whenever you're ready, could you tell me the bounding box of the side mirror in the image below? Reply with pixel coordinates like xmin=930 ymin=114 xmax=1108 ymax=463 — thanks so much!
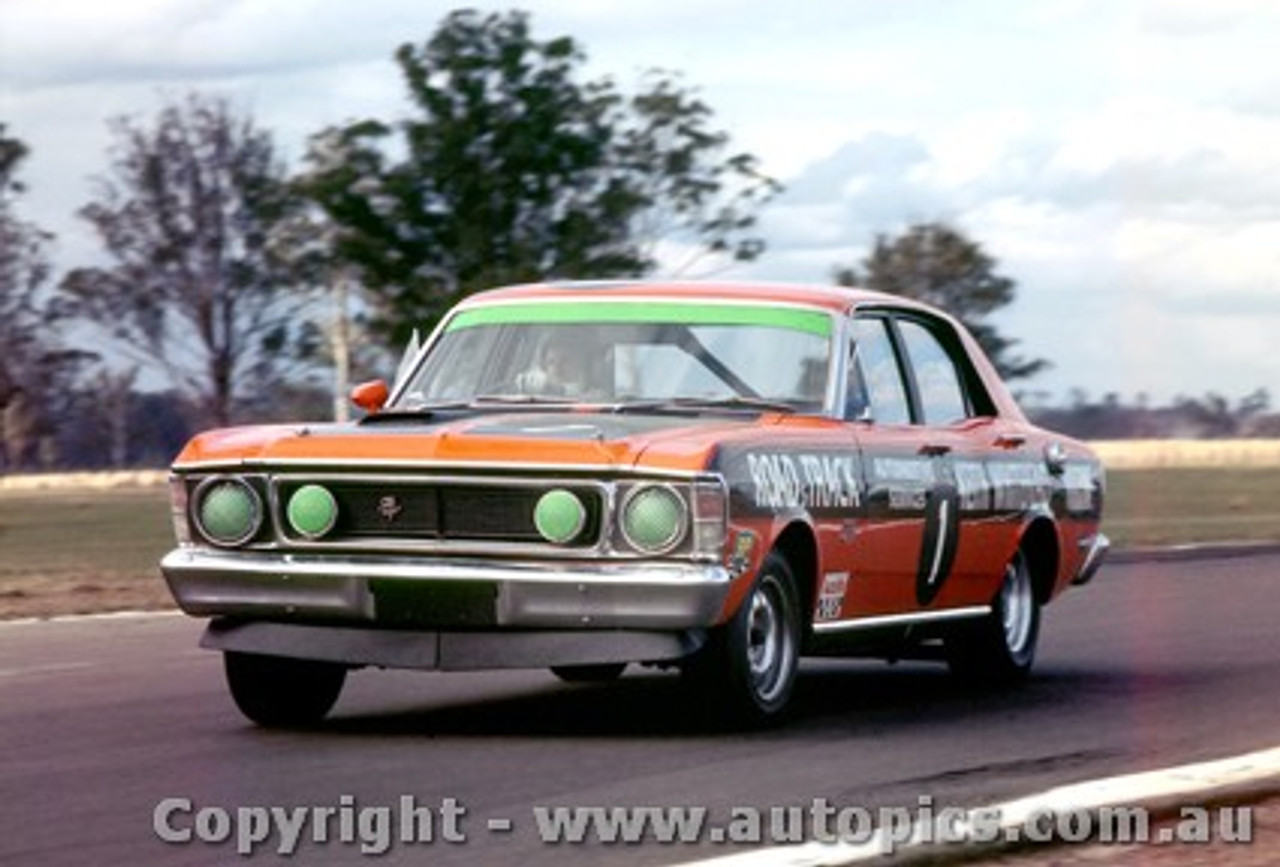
xmin=351 ymin=380 xmax=389 ymax=413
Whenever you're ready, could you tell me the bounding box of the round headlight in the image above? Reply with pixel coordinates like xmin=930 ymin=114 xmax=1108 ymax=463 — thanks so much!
xmin=621 ymin=485 xmax=687 ymax=553
xmin=287 ymin=484 xmax=339 ymax=540
xmin=194 ymin=477 xmax=262 ymax=547
xmin=534 ymin=489 xmax=587 ymax=545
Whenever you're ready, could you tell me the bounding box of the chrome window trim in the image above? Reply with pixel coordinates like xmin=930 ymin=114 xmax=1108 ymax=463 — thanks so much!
xmin=825 ymin=309 xmax=854 ymax=420
xmin=386 ymin=294 xmax=844 ymax=414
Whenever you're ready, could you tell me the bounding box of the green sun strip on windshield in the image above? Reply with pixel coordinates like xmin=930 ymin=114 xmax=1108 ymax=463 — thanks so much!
xmin=444 ymin=301 xmax=833 ymax=337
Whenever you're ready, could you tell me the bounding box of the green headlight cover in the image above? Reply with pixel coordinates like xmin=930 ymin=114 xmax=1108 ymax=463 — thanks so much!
xmin=623 ymin=486 xmax=686 ymax=552
xmin=534 ymin=489 xmax=587 ymax=545
xmin=287 ymin=484 xmax=339 ymax=539
xmin=199 ymin=480 xmax=259 ymax=545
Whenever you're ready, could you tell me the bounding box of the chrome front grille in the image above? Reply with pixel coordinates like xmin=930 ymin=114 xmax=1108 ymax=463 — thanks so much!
xmin=272 ymin=477 xmax=603 ymax=548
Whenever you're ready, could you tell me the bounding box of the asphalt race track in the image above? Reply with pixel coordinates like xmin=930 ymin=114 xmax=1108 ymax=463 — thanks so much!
xmin=2 ymin=553 xmax=1278 ymax=866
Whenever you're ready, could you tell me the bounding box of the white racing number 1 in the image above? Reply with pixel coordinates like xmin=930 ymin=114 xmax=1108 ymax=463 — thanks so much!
xmin=915 ymin=484 xmax=961 ymax=606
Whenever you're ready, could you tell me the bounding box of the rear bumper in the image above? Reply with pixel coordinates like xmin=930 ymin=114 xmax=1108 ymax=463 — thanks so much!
xmin=160 ymin=548 xmax=733 ymax=630
xmin=1071 ymin=532 xmax=1111 ymax=586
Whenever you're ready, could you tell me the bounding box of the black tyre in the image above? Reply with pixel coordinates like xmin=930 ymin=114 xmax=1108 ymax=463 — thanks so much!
xmin=686 ymin=551 xmax=803 ymax=725
xmin=945 ymin=549 xmax=1040 ymax=683
xmin=550 ymin=663 xmax=627 ymax=683
xmin=223 ymin=651 xmax=347 ymax=727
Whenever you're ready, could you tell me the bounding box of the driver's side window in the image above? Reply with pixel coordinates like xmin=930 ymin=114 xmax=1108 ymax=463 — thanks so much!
xmin=848 ymin=317 xmax=911 ymax=424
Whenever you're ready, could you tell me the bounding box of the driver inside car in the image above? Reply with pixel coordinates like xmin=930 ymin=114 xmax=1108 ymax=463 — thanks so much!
xmin=517 ymin=340 xmax=595 ymax=397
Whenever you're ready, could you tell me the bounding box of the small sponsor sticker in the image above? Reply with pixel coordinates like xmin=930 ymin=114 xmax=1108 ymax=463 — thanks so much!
xmin=727 ymin=530 xmax=757 ymax=577
xmin=815 ymin=571 xmax=849 ymax=622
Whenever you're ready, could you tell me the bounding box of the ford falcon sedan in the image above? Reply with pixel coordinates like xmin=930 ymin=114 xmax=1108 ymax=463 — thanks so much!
xmin=161 ymin=280 xmax=1108 ymax=727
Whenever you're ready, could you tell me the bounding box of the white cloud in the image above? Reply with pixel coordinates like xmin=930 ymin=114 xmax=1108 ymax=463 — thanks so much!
xmin=1134 ymin=0 xmax=1280 ymax=35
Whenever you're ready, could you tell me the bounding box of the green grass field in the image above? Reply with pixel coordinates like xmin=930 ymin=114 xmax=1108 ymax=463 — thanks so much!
xmin=0 ymin=487 xmax=175 ymax=618
xmin=1102 ymin=467 xmax=1280 ymax=548
xmin=1 ymin=467 xmax=1277 ymax=619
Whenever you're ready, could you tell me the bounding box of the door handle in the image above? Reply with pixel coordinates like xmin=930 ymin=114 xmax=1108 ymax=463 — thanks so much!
xmin=994 ymin=433 xmax=1027 ymax=449
xmin=918 ymin=443 xmax=952 ymax=457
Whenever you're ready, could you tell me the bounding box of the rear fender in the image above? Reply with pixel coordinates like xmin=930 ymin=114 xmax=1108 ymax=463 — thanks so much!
xmin=1018 ymin=516 xmax=1061 ymax=606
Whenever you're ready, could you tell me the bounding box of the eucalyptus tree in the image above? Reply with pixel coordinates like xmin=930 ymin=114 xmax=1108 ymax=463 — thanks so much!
xmin=835 ymin=222 xmax=1048 ymax=381
xmin=62 ymin=94 xmax=313 ymax=426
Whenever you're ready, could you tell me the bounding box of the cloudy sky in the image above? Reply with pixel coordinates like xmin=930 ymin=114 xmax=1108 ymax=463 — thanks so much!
xmin=4 ymin=0 xmax=1279 ymax=406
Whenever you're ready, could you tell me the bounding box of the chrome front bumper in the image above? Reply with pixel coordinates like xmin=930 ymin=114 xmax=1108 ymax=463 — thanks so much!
xmin=161 ymin=548 xmax=734 ymax=630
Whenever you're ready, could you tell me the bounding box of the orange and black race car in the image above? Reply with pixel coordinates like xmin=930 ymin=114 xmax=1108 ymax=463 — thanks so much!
xmin=161 ymin=281 xmax=1108 ymax=726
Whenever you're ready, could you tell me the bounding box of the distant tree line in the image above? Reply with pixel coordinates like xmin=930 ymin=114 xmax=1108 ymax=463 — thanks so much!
xmin=1025 ymin=389 xmax=1280 ymax=441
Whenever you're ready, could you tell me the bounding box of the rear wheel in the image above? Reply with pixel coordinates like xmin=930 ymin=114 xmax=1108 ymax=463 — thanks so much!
xmin=945 ymin=549 xmax=1040 ymax=683
xmin=223 ymin=651 xmax=346 ymax=727
xmin=686 ymin=551 xmax=802 ymax=725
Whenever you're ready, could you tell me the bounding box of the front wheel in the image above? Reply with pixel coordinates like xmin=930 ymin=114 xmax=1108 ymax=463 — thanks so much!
xmin=945 ymin=549 xmax=1040 ymax=684
xmin=685 ymin=551 xmax=802 ymax=725
xmin=223 ymin=651 xmax=347 ymax=727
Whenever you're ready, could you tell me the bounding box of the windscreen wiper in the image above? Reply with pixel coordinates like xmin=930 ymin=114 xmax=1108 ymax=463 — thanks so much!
xmin=612 ymin=396 xmax=798 ymax=415
xmin=356 ymin=401 xmax=472 ymax=423
xmin=359 ymin=395 xmax=585 ymax=423
xmin=470 ymin=394 xmax=580 ymax=406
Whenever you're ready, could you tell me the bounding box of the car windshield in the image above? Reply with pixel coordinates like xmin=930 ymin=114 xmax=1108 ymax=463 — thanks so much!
xmin=395 ymin=300 xmax=834 ymax=413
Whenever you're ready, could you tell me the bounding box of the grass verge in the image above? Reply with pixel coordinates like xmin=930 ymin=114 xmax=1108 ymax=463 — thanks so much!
xmin=1 ymin=467 xmax=1277 ymax=620
xmin=1102 ymin=467 xmax=1280 ymax=549
xmin=0 ymin=487 xmax=175 ymax=619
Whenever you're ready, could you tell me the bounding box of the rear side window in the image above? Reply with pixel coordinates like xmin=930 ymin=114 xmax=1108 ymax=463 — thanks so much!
xmin=897 ymin=319 xmax=970 ymax=425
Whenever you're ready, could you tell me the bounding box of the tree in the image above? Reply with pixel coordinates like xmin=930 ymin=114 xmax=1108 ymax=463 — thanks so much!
xmin=0 ymin=126 xmax=94 ymax=469
xmin=300 ymin=9 xmax=779 ymax=343
xmin=616 ymin=69 xmax=780 ymax=273
xmin=834 ymin=222 xmax=1048 ymax=381
xmin=283 ymin=130 xmax=388 ymax=421
xmin=61 ymin=94 xmax=313 ymax=427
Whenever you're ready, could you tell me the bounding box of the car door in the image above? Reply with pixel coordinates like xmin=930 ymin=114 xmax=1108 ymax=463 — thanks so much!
xmin=841 ymin=310 xmax=1006 ymax=617
xmin=889 ymin=314 xmax=1015 ymax=609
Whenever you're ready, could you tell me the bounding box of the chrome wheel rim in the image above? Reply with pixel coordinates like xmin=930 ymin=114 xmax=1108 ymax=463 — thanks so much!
xmin=746 ymin=573 xmax=796 ymax=704
xmin=1001 ymin=554 xmax=1034 ymax=657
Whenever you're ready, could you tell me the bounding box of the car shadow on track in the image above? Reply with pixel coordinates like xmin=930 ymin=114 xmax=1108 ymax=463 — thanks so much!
xmin=308 ymin=660 xmax=1154 ymax=740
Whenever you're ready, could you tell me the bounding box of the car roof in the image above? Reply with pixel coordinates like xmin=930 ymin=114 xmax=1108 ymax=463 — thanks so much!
xmin=457 ymin=279 xmax=930 ymax=317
